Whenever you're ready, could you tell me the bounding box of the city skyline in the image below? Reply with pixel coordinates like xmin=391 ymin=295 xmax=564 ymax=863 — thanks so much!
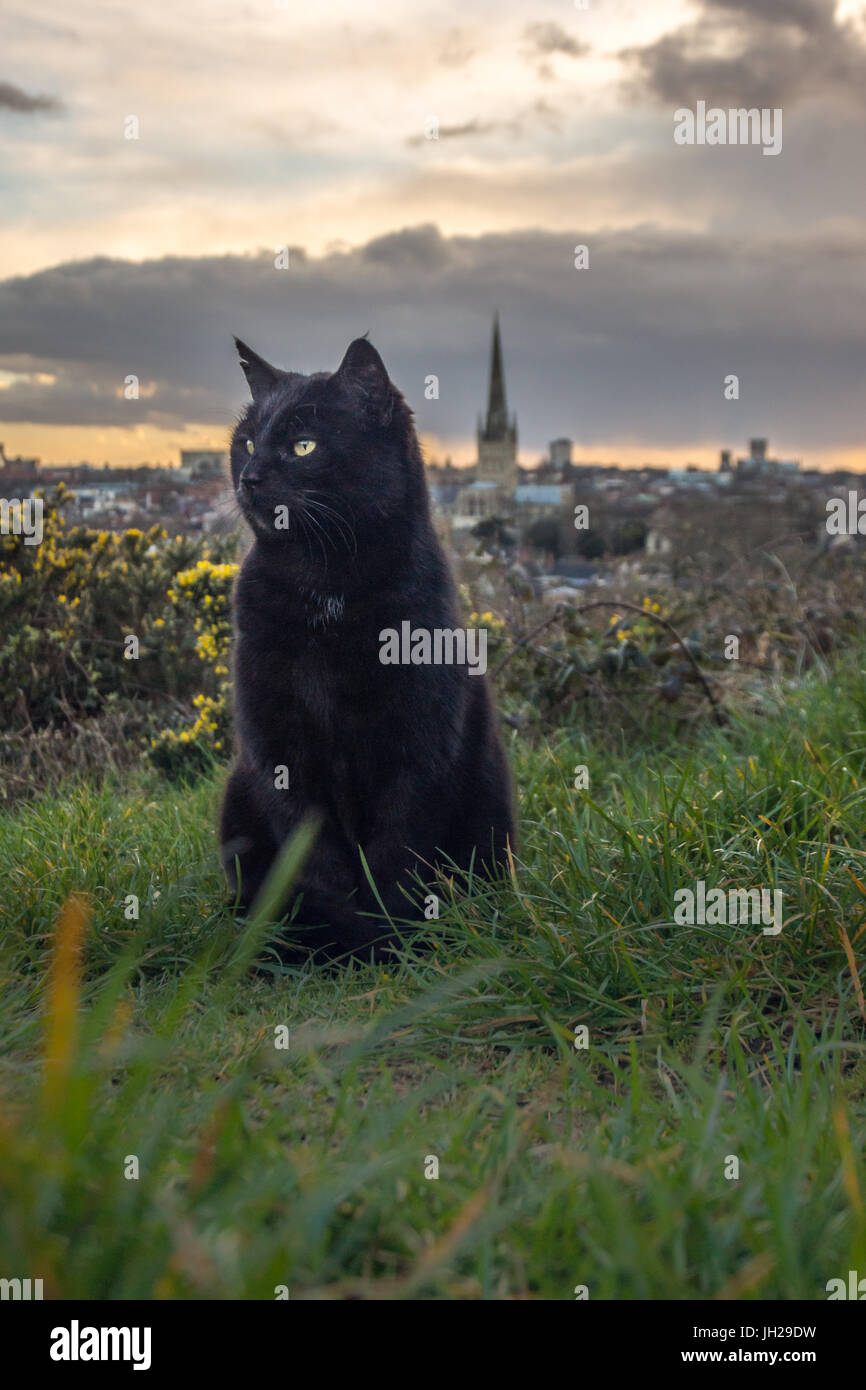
xmin=1 ymin=0 xmax=866 ymax=469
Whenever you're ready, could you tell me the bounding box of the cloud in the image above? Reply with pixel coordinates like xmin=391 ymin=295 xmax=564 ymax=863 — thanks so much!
xmin=405 ymin=101 xmax=564 ymax=147
xmin=523 ymin=22 xmax=590 ymax=60
xmin=621 ymin=0 xmax=866 ymax=110
xmin=361 ymin=224 xmax=453 ymax=268
xmin=406 ymin=119 xmax=500 ymax=148
xmin=0 ymin=79 xmax=62 ymax=113
xmin=1 ymin=222 xmax=865 ymax=457
xmin=702 ymin=0 xmax=831 ymax=32
xmin=437 ymin=27 xmax=478 ymax=69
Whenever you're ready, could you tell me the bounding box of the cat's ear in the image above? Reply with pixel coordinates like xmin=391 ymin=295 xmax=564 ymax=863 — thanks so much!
xmin=333 ymin=338 xmax=393 ymax=424
xmin=234 ymin=337 xmax=281 ymax=400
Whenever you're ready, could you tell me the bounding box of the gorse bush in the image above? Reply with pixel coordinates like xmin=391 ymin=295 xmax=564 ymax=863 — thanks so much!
xmin=148 ymin=559 xmax=237 ymax=776
xmin=0 ymin=486 xmax=238 ymax=790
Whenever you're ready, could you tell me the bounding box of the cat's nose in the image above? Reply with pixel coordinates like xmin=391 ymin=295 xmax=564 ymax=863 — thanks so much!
xmin=240 ymin=466 xmax=261 ymax=492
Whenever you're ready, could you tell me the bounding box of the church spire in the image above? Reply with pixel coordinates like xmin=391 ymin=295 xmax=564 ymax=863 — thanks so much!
xmin=476 ymin=314 xmax=518 ymax=486
xmin=484 ymin=312 xmax=508 ymax=438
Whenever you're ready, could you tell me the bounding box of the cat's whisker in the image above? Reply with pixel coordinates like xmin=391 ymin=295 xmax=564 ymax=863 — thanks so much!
xmin=288 ymin=503 xmax=310 ymax=561
xmin=300 ymin=501 xmax=341 ymax=551
xmin=297 ymin=505 xmax=330 ymax=570
xmin=310 ymin=488 xmax=357 ymax=523
xmin=299 ymin=505 xmax=330 ymax=552
xmin=302 ymin=495 xmax=358 ymax=556
xmin=304 ymin=505 xmax=354 ymax=556
xmin=303 ymin=488 xmax=358 ymax=530
xmin=297 ymin=510 xmax=317 ymax=566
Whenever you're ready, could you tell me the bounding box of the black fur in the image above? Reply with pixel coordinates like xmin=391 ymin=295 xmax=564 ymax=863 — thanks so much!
xmin=219 ymin=335 xmax=515 ymax=959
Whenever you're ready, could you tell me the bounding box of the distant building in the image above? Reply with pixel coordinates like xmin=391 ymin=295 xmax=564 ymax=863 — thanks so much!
xmin=427 ymin=483 xmax=463 ymax=525
xmin=667 ymin=468 xmax=714 ymax=489
xmin=513 ymin=484 xmax=572 ymax=521
xmin=429 ymin=319 xmax=577 ymax=546
xmin=457 ymin=480 xmax=503 ymax=521
xmin=549 ymin=438 xmax=573 ymax=472
xmin=721 ymin=437 xmax=801 ymax=476
xmin=425 ymin=457 xmax=465 ymax=486
xmin=178 ymin=449 xmax=229 ymax=481
xmin=476 ymin=314 xmax=518 ymax=489
xmin=646 ymin=528 xmax=673 ymax=558
xmin=0 ymin=441 xmax=39 ymax=480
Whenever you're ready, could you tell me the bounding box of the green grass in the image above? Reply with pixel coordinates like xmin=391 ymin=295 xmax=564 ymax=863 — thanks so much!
xmin=2 ymin=657 xmax=866 ymax=1299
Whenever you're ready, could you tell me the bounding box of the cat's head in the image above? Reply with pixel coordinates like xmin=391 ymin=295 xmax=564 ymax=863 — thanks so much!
xmin=229 ymin=336 xmax=419 ymax=559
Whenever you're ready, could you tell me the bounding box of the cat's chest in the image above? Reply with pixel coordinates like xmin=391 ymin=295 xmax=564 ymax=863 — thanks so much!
xmin=300 ymin=590 xmax=346 ymax=630
xmin=238 ymin=603 xmax=385 ymax=730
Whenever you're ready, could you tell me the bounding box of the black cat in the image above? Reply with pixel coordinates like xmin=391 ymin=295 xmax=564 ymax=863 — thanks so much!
xmin=218 ymin=334 xmax=515 ymax=958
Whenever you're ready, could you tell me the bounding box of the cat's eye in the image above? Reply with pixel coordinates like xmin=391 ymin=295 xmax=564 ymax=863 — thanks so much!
xmin=293 ymin=439 xmax=316 ymax=457
xmin=246 ymin=439 xmax=255 ymax=455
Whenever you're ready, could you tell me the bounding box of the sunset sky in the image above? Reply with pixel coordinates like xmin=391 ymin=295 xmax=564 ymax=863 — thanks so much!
xmin=1 ymin=0 xmax=865 ymax=469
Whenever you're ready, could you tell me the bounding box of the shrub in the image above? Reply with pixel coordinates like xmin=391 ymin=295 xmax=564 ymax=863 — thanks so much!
xmin=0 ymin=486 xmax=239 ymax=789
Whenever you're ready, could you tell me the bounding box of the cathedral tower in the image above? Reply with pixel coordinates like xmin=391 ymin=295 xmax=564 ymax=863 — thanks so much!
xmin=476 ymin=314 xmax=518 ymax=487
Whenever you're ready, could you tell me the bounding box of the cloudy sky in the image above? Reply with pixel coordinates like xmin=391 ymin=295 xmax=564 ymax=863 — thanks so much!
xmin=1 ymin=0 xmax=865 ymax=469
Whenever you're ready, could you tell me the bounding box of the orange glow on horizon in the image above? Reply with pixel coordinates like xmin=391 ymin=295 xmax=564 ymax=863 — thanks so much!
xmin=2 ymin=424 xmax=865 ymax=476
